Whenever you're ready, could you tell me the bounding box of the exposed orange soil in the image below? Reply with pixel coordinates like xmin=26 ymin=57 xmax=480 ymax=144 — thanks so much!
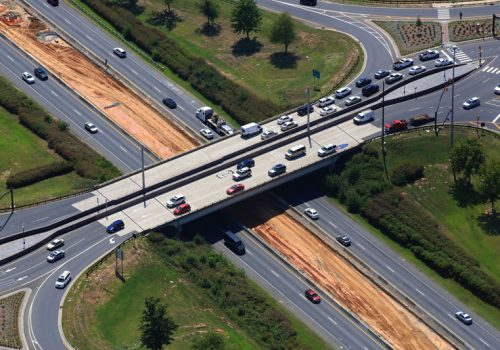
xmin=232 ymin=196 xmax=452 ymax=350
xmin=0 ymin=4 xmax=198 ymax=158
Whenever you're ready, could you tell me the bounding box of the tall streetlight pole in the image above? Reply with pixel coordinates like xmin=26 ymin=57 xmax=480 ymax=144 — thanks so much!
xmin=381 ymin=80 xmax=388 ymax=180
xmin=451 ymin=45 xmax=457 ymax=148
xmin=305 ymin=87 xmax=311 ymax=148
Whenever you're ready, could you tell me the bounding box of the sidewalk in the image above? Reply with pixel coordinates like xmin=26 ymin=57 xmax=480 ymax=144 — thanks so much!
xmin=433 ymin=0 xmax=500 ymax=8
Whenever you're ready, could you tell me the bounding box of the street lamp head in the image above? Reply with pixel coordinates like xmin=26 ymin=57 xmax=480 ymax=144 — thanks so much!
xmin=452 ymin=45 xmax=457 ymax=50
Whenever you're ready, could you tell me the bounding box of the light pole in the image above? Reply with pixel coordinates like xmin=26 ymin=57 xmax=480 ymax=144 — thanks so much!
xmin=22 ymin=223 xmax=25 ymax=250
xmin=414 ymin=86 xmax=418 ymax=98
xmin=451 ymin=45 xmax=457 ymax=148
xmin=305 ymin=87 xmax=311 ymax=147
xmin=403 ymin=76 xmax=406 ymax=94
xmin=479 ymin=45 xmax=482 ymax=67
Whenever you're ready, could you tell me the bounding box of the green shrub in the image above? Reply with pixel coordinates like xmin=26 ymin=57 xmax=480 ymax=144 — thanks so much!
xmin=6 ymin=161 xmax=74 ymax=188
xmin=390 ymin=163 xmax=424 ymax=186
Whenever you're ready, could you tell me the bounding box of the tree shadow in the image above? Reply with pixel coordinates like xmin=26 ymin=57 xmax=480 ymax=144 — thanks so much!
xmin=269 ymin=52 xmax=299 ymax=69
xmin=231 ymin=38 xmax=263 ymax=57
xmin=477 ymin=212 xmax=500 ymax=235
xmin=196 ymin=23 xmax=221 ymax=37
xmin=449 ymin=178 xmax=484 ymax=207
xmin=148 ymin=10 xmax=182 ymax=31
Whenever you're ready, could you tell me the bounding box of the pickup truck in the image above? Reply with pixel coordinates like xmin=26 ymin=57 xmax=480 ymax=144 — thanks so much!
xmin=384 ymin=119 xmax=408 ymax=133
xmin=409 ymin=114 xmax=435 ymax=126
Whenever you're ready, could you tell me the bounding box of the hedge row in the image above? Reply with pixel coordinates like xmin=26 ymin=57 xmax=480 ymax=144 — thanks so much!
xmin=149 ymin=233 xmax=306 ymax=350
xmin=364 ymin=190 xmax=500 ymax=308
xmin=6 ymin=161 xmax=74 ymax=188
xmin=390 ymin=163 xmax=424 ymax=186
xmin=80 ymin=0 xmax=282 ymax=125
xmin=0 ymin=76 xmax=121 ymax=183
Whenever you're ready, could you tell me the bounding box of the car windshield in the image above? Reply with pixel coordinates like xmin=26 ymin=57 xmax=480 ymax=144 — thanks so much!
xmin=57 ymin=276 xmax=65 ymax=282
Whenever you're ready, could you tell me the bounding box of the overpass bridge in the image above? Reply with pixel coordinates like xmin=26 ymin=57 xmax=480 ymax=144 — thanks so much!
xmin=0 ymin=61 xmax=478 ymax=263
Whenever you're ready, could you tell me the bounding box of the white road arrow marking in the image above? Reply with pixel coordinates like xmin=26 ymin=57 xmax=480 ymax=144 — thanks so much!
xmin=5 ymin=267 xmax=16 ymax=273
xmin=109 ymin=237 xmax=115 ymax=244
xmin=16 ymin=276 xmax=28 ymax=282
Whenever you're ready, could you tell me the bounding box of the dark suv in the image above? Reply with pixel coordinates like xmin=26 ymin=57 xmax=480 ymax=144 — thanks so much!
xmin=297 ymin=104 xmax=314 ymax=116
xmin=361 ymin=83 xmax=379 ymax=97
xmin=106 ymin=220 xmax=124 ymax=234
xmin=237 ymin=159 xmax=255 ymax=170
xmin=34 ymin=67 xmax=48 ymax=81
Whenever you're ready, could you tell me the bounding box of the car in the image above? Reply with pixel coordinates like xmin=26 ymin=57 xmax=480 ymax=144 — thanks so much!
xmin=361 ymin=83 xmax=380 ymax=97
xmin=385 ymin=119 xmax=408 ymax=133
xmin=319 ymin=106 xmax=336 ymax=116
xmin=106 ymin=219 xmax=124 ymax=234
xmin=297 ymin=104 xmax=314 ymax=116
xmin=300 ymin=0 xmax=317 ymax=6
xmin=268 ymin=163 xmax=286 ymax=177
xmin=34 ymin=67 xmax=48 ymax=80
xmin=227 ymin=183 xmax=245 ymax=195
xmin=200 ymin=128 xmax=214 ymax=140
xmin=318 ymin=144 xmax=336 ymax=157
xmin=409 ymin=65 xmax=426 ymax=75
xmin=47 ymin=238 xmax=65 ymax=251
xmin=374 ymin=69 xmax=390 ymax=79
xmin=385 ymin=72 xmax=404 ymax=84
xmin=393 ymin=58 xmax=413 ymax=70
xmin=434 ymin=58 xmax=453 ymax=67
xmin=261 ymin=129 xmax=278 ymax=140
xmin=455 ymin=311 xmax=473 ymax=325
xmin=409 ymin=114 xmax=435 ymax=126
xmin=162 ymin=97 xmax=177 ymax=108
xmin=305 ymin=207 xmax=319 ymax=219
xmin=335 ymin=87 xmax=352 ymax=99
xmin=84 ymin=122 xmax=98 ymax=134
xmin=166 ymin=194 xmax=185 ymax=208
xmin=55 ymin=271 xmax=71 ymax=289
xmin=220 ymin=124 xmax=234 ymax=135
xmin=495 ymin=84 xmax=500 ymax=95
xmin=336 ymin=235 xmax=352 ymax=247
xmin=353 ymin=110 xmax=374 ymax=124
xmin=318 ymin=95 xmax=335 ymax=107
xmin=22 ymin=72 xmax=35 ymax=84
xmin=113 ymin=47 xmax=126 ymax=58
xmin=281 ymin=121 xmax=298 ymax=131
xmin=304 ymin=289 xmax=321 ymax=304
xmin=355 ymin=77 xmax=372 ymax=88
xmin=277 ymin=115 xmax=293 ymax=125
xmin=345 ymin=95 xmax=362 ymax=106
xmin=233 ymin=167 xmax=252 ymax=181
xmin=173 ymin=203 xmax=191 ymax=215
xmin=463 ymin=97 xmax=480 ymax=109
xmin=47 ymin=250 xmax=65 ymax=263
xmin=419 ymin=49 xmax=439 ymax=61
xmin=237 ymin=159 xmax=255 ymax=170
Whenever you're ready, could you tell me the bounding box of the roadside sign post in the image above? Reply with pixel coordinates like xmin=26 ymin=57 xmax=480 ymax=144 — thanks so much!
xmin=115 ymin=248 xmax=124 ymax=279
xmin=312 ymin=69 xmax=320 ymax=90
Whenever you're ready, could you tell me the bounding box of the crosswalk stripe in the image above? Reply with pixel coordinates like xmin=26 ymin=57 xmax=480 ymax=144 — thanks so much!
xmin=486 ymin=67 xmax=495 ymax=73
xmin=491 ymin=68 xmax=499 ymax=74
xmin=482 ymin=66 xmax=490 ymax=71
xmin=437 ymin=9 xmax=450 ymax=20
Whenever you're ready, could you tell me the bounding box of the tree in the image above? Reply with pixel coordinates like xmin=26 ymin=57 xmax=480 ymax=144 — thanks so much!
xmin=164 ymin=0 xmax=175 ymax=13
xmin=449 ymin=138 xmax=485 ymax=185
xmin=198 ymin=0 xmax=220 ymax=27
xmin=231 ymin=0 xmax=262 ymax=39
xmin=478 ymin=160 xmax=500 ymax=212
xmin=269 ymin=13 xmax=296 ymax=54
xmin=192 ymin=332 xmax=225 ymax=350
xmin=139 ymin=297 xmax=176 ymax=350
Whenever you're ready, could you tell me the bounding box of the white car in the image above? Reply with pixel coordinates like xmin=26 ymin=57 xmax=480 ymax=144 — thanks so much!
xmin=305 ymin=208 xmax=319 ymax=220
xmin=22 ymin=72 xmax=35 ymax=84
xmin=318 ymin=95 xmax=335 ymax=107
xmin=55 ymin=271 xmax=71 ymax=289
xmin=200 ymin=128 xmax=214 ymax=139
xmin=345 ymin=96 xmax=362 ymax=106
xmin=319 ymin=106 xmax=336 ymax=116
xmin=281 ymin=121 xmax=298 ymax=131
xmin=462 ymin=97 xmax=480 ymax=109
xmin=435 ymin=58 xmax=453 ymax=67
xmin=277 ymin=115 xmax=293 ymax=125
xmin=353 ymin=110 xmax=374 ymax=124
xmin=385 ymin=72 xmax=404 ymax=84
xmin=317 ymin=144 xmax=336 ymax=157
xmin=232 ymin=167 xmax=251 ymax=181
xmin=335 ymin=87 xmax=352 ymax=99
xmin=166 ymin=194 xmax=186 ymax=208
xmin=393 ymin=57 xmax=413 ymax=70
xmin=261 ymin=129 xmax=278 ymax=140
xmin=494 ymin=84 xmax=500 ymax=95
xmin=409 ymin=65 xmax=426 ymax=75
xmin=113 ymin=47 xmax=126 ymax=58
xmin=455 ymin=311 xmax=473 ymax=325
xmin=46 ymin=238 xmax=64 ymax=251
xmin=84 ymin=122 xmax=98 ymax=134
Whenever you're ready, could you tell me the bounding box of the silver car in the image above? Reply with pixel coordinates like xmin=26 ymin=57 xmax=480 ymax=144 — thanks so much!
xmin=22 ymin=72 xmax=35 ymax=84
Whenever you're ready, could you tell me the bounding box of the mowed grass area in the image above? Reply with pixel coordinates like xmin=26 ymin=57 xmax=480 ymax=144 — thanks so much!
xmin=331 ymin=127 xmax=500 ymax=328
xmin=0 ymin=107 xmax=94 ymax=208
xmin=63 ymin=238 xmax=329 ymax=350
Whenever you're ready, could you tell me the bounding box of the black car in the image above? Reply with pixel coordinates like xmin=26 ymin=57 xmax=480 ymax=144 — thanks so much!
xmin=162 ymin=98 xmax=177 ymax=109
xmin=237 ymin=158 xmax=255 ymax=170
xmin=374 ymin=70 xmax=390 ymax=79
xmin=300 ymin=0 xmax=317 ymax=5
xmin=355 ymin=77 xmax=372 ymax=88
xmin=34 ymin=67 xmax=48 ymax=81
xmin=336 ymin=235 xmax=351 ymax=247
xmin=268 ymin=163 xmax=286 ymax=177
xmin=297 ymin=104 xmax=314 ymax=116
xmin=361 ymin=83 xmax=380 ymax=97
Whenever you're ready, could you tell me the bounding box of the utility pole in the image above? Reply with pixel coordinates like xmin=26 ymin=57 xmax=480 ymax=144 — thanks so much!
xmin=10 ymin=188 xmax=14 ymax=212
xmin=141 ymin=145 xmax=146 ymax=207
xmin=306 ymin=87 xmax=311 ymax=148
xmin=22 ymin=223 xmax=25 ymax=250
xmin=451 ymin=45 xmax=457 ymax=148
xmin=381 ymin=80 xmax=388 ymax=180
xmin=479 ymin=45 xmax=482 ymax=67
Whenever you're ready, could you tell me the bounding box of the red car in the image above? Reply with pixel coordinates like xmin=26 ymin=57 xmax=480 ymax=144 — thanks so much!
xmin=384 ymin=119 xmax=408 ymax=134
xmin=173 ymin=203 xmax=191 ymax=215
xmin=304 ymin=289 xmax=321 ymax=304
xmin=227 ymin=183 xmax=245 ymax=195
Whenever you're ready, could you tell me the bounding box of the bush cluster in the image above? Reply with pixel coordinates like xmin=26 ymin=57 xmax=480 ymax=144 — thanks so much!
xmin=390 ymin=163 xmax=424 ymax=186
xmin=364 ymin=190 xmax=500 ymax=308
xmin=80 ymin=0 xmax=281 ymax=125
xmin=6 ymin=161 xmax=74 ymax=189
xmin=149 ymin=233 xmax=306 ymax=350
xmin=0 ymin=76 xmax=120 ymax=184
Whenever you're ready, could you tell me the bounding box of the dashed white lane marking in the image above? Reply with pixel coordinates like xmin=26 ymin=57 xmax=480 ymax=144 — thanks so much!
xmin=119 ymin=146 xmax=128 ymax=153
xmin=271 ymin=270 xmax=280 ymax=278
xmin=72 ymin=108 xmax=81 ymax=116
xmin=130 ymin=69 xmax=138 ymax=75
xmin=327 ymin=317 xmax=338 ymax=325
xmin=154 ymin=86 xmax=162 ymax=93
xmin=356 ymin=243 xmax=366 ymax=250
xmin=328 ymin=220 xmax=337 ymax=228
xmin=64 ymin=18 xmax=71 ymax=25
xmin=50 ymin=90 xmax=58 ymax=97
xmin=85 ymin=34 xmax=93 ymax=41
xmin=6 ymin=55 xmax=14 ymax=62
xmin=415 ymin=288 xmax=425 ymax=296
xmin=34 ymin=216 xmax=49 ymax=222
xmin=386 ymin=265 xmax=395 ymax=273
xmin=479 ymin=338 xmax=490 ymax=347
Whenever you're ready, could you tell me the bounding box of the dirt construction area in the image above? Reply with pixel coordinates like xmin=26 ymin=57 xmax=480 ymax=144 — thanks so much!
xmin=0 ymin=1 xmax=198 ymax=158
xmin=232 ymin=195 xmax=452 ymax=350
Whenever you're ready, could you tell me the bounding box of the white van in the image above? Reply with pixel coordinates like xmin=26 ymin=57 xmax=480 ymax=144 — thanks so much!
xmin=55 ymin=270 xmax=71 ymax=289
xmin=240 ymin=122 xmax=262 ymax=137
xmin=353 ymin=110 xmax=374 ymax=124
xmin=285 ymin=144 xmax=306 ymax=160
